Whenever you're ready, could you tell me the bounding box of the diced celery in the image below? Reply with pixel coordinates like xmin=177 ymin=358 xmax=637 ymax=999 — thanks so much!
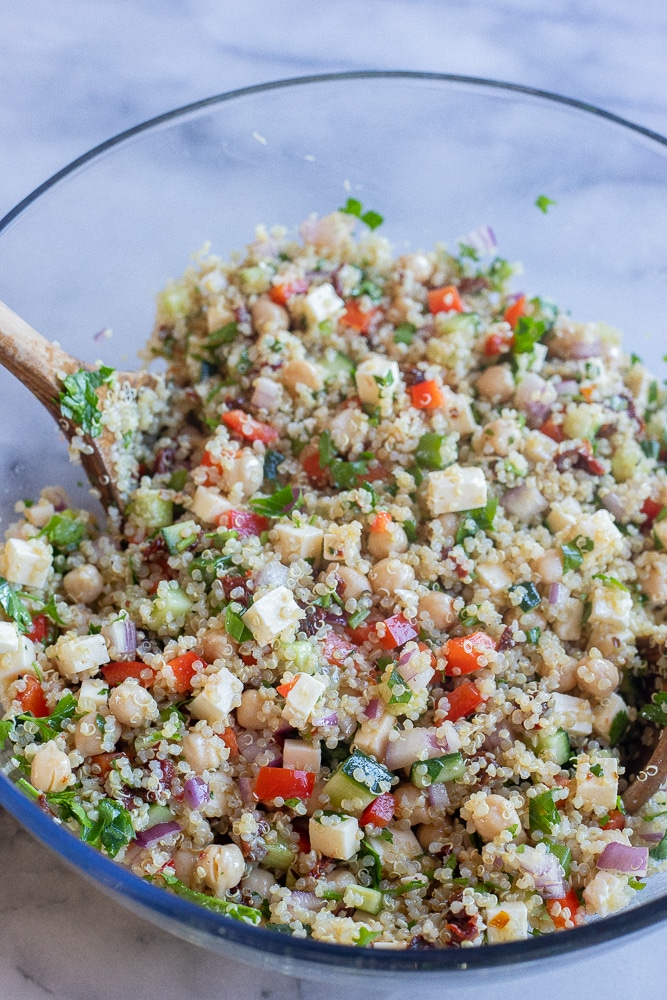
xmin=322 ymin=350 xmax=355 ymax=383
xmin=324 ymin=750 xmax=394 ymax=814
xmin=161 ymin=520 xmax=199 ymax=554
xmin=410 ymin=752 xmax=465 ymax=788
xmin=148 ymin=586 xmax=193 ymax=628
xmin=343 ymin=884 xmax=383 ymax=915
xmin=147 ymin=803 xmax=175 ymax=826
xmin=131 ymin=490 xmax=173 ymax=529
xmin=535 ymin=728 xmax=571 ymax=766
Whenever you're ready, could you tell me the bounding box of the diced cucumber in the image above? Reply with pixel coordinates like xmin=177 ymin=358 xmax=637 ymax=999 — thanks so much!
xmin=130 ymin=490 xmax=173 ymax=529
xmin=535 ymin=728 xmax=571 ymax=766
xmin=343 ymin=884 xmax=383 ymax=915
xmin=322 ymin=350 xmax=355 ymax=383
xmin=280 ymin=639 xmax=319 ymax=674
xmin=147 ymin=803 xmax=175 ymax=826
xmin=434 ymin=312 xmax=479 ymax=336
xmin=410 ymin=752 xmax=465 ymax=788
xmin=148 ymin=585 xmax=193 ymax=628
xmin=324 ymin=750 xmax=394 ymax=814
xmin=161 ymin=520 xmax=200 ymax=554
xmin=261 ymin=838 xmax=297 ymax=871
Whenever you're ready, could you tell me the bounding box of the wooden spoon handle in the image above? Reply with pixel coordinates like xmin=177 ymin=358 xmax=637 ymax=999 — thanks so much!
xmin=622 ymin=727 xmax=667 ymax=813
xmin=0 ymin=299 xmax=84 ymax=418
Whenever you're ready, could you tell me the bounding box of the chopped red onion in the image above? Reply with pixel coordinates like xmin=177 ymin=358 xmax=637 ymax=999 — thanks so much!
xmin=251 ymin=376 xmax=282 ymax=411
xmin=134 ymin=820 xmax=181 ymax=849
xmin=427 ymin=783 xmax=450 ymax=810
xmin=502 ymin=484 xmax=548 ymax=523
xmin=552 ymin=336 xmax=602 ymax=360
xmin=556 ymin=379 xmax=578 ymax=396
xmin=237 ymin=731 xmax=281 ymax=766
xmin=183 ymin=775 xmax=209 ymax=810
xmin=514 ymin=373 xmax=558 ymax=426
xmin=515 ymin=846 xmax=567 ymax=899
xmin=464 ymin=225 xmax=497 ymax=256
xmin=597 ymin=842 xmax=648 ymax=877
xmin=548 ymin=582 xmax=567 ymax=606
xmin=364 ymin=698 xmax=382 ymax=720
xmin=93 ymin=327 xmax=111 ymax=344
xmin=105 ymin=616 xmax=138 ymax=655
xmin=312 ymin=711 xmax=339 ymax=728
xmin=638 ymin=831 xmax=664 ymax=843
xmin=238 ymin=775 xmax=255 ymax=804
xmin=255 ymin=560 xmax=289 ymax=589
xmin=384 ymin=726 xmax=458 ymax=771
xmin=600 ymin=492 xmax=627 ymax=522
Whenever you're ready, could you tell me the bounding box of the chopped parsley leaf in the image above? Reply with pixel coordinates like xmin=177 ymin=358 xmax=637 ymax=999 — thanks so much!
xmin=59 ymin=366 xmax=115 ymax=438
xmin=535 ymin=194 xmax=557 ymax=214
xmin=339 ymin=198 xmax=384 ymax=231
xmin=0 ymin=577 xmax=32 ymax=633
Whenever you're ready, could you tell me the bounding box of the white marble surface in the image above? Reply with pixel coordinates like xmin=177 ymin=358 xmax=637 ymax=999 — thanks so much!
xmin=1 ymin=3 xmax=667 ymax=998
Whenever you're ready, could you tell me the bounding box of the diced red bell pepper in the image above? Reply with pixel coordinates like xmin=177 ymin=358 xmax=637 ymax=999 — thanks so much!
xmin=220 ymin=726 xmax=239 ymax=757
xmin=222 ymin=409 xmax=279 ymax=444
xmin=276 ymin=677 xmax=299 ymax=698
xmin=642 ymin=497 xmax=664 ymax=530
xmin=321 ymin=631 xmax=356 ymax=664
xmin=254 ymin=766 xmax=316 ymax=803
xmin=540 ymin=417 xmax=565 ymax=443
xmin=167 ymin=651 xmax=204 ymax=693
xmin=600 ymin=809 xmax=626 ymax=831
xmin=297 ymin=828 xmax=311 ymax=854
xmin=365 ymin=462 xmax=390 ymax=483
xmin=484 ymin=329 xmax=514 ymax=357
xmin=443 ymin=680 xmax=485 ymax=721
xmin=443 ymin=632 xmax=496 ymax=675
xmin=428 ymin=285 xmax=463 ymax=314
xmin=16 ymin=675 xmax=49 ymax=717
xmin=546 ymin=888 xmax=582 ymax=930
xmin=503 ymin=294 xmax=527 ymax=330
xmin=360 ymin=792 xmax=396 ymax=828
xmin=92 ymin=751 xmax=126 ymax=780
xmin=219 ymin=509 xmax=270 ymax=537
xmin=369 ymin=511 xmax=392 ymax=533
xmin=301 ymin=448 xmax=328 ymax=486
xmin=341 ymin=300 xmax=379 ymax=333
xmin=101 ymin=661 xmax=156 ymax=688
xmin=345 ymin=620 xmax=379 ymax=646
xmin=26 ymin=613 xmax=52 ymax=645
xmin=376 ymin=613 xmax=419 ymax=651
xmin=270 ymin=278 xmax=309 ymax=305
xmin=409 ymin=379 xmax=445 ymax=410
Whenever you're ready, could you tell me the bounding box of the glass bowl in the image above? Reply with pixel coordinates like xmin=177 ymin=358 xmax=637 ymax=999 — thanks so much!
xmin=1 ymin=71 xmax=667 ymax=987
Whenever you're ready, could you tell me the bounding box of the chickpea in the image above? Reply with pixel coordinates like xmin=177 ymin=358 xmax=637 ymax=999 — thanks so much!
xmin=251 ymin=296 xmax=289 ymax=334
xmin=368 ymin=558 xmax=415 ymax=596
xmin=367 ymin=522 xmax=409 ymax=561
xmin=280 ymin=359 xmax=324 ymax=393
xmin=637 ymin=554 xmax=667 ymax=604
xmin=476 ymin=364 xmax=515 ymax=404
xmin=30 ymin=741 xmax=72 ymax=793
xmin=197 ymin=843 xmax=245 ymax=894
xmin=235 ymin=688 xmax=266 ymax=730
xmin=396 ymin=253 xmax=433 ymax=283
xmin=201 ymin=629 xmax=231 ymax=663
xmin=436 ymin=513 xmax=459 ymax=540
xmin=63 ymin=564 xmax=104 ymax=605
xmin=324 ymin=868 xmax=357 ymax=890
xmin=108 ymin=678 xmax=159 ymax=727
xmin=221 ymin=450 xmax=264 ymax=501
xmin=173 ymin=848 xmax=198 ymax=887
xmin=334 ymin=565 xmax=371 ymax=601
xmin=418 ymin=591 xmax=457 ymax=630
xmin=242 ymin=868 xmax=277 ymax=899
xmin=74 ymin=711 xmax=121 ymax=757
xmin=202 ymin=771 xmax=236 ymax=817
xmin=575 ymin=656 xmax=620 ymax=700
xmin=329 ymin=407 xmax=369 ymax=455
xmin=181 ymin=731 xmax=226 ymax=774
xmin=469 ymin=793 xmax=521 ymax=842
xmin=394 ymin=783 xmax=431 ymax=826
xmin=416 ymin=819 xmax=453 ymax=852
xmin=475 ymin=418 xmax=521 ymax=458
xmin=531 ymin=548 xmax=563 ymax=585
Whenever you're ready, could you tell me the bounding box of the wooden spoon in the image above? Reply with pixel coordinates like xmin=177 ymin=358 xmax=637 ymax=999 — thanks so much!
xmin=622 ymin=728 xmax=667 ymax=813
xmin=0 ymin=298 xmax=155 ymax=512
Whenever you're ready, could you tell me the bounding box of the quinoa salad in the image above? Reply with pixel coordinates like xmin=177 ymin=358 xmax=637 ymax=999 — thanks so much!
xmin=2 ymin=205 xmax=667 ymax=950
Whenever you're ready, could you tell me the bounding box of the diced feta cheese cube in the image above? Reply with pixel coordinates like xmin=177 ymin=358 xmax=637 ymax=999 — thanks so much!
xmin=303 ymin=282 xmax=345 ymax=325
xmin=0 ymin=636 xmax=36 ymax=683
xmin=368 ymin=828 xmax=421 ymax=867
xmin=352 ymin=712 xmax=395 ymax=760
xmin=77 ymin=677 xmax=111 ymax=712
xmin=23 ymin=501 xmax=55 ymax=528
xmin=592 ymin=693 xmax=628 ymax=740
xmin=282 ymin=672 xmax=327 ymax=728
xmin=476 ymin=562 xmax=513 ymax=593
xmin=0 ymin=622 xmax=20 ymax=655
xmin=3 ymin=537 xmax=53 ymax=589
xmin=588 ymin=586 xmax=633 ymax=629
xmin=441 ymin=387 xmax=477 ymax=435
xmin=426 ymin=464 xmax=487 ymax=515
xmin=354 ymin=356 xmax=400 ymax=407
xmin=546 ymin=498 xmax=582 ymax=534
xmin=53 ymin=634 xmax=110 ymax=680
xmin=309 ymin=814 xmax=360 ymax=860
xmin=250 ymin=376 xmax=283 ymax=412
xmin=524 ymin=430 xmax=558 ymax=464
xmin=583 ymin=870 xmax=634 ymax=917
xmin=190 ymin=485 xmax=232 ymax=525
xmin=485 ymin=901 xmax=529 ymax=943
xmin=189 ymin=666 xmax=243 ymax=725
xmin=242 ymin=586 xmax=304 ymax=646
xmin=550 ymin=692 xmax=593 ymax=737
xmin=282 ymin=738 xmax=321 ymax=772
xmin=576 ymin=756 xmax=618 ymax=810
xmin=560 ymin=510 xmax=624 ymax=561
xmin=274 ymin=523 xmax=324 ymax=563
xmin=322 ymin=521 xmax=362 ymax=566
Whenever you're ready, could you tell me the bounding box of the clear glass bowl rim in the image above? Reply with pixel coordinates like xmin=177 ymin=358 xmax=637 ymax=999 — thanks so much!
xmin=1 ymin=70 xmax=666 ymax=973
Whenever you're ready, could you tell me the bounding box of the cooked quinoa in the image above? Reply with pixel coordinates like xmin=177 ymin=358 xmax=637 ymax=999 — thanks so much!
xmin=3 ymin=208 xmax=667 ymax=949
